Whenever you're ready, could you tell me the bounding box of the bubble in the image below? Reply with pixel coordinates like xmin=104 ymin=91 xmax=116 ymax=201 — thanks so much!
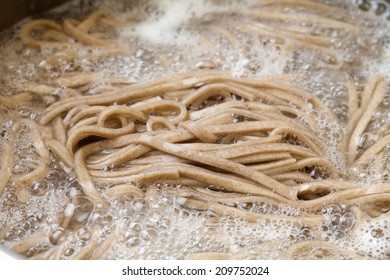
xmin=49 ymin=228 xmax=67 ymax=245
xmin=12 ymin=162 xmax=29 ymax=176
xmin=63 ymin=196 xmax=94 ymax=230
xmin=158 ymin=217 xmax=171 ymax=229
xmin=140 ymin=228 xmax=158 ymax=241
xmin=334 ymin=229 xmax=346 ymax=239
xmin=340 ymin=213 xmax=355 ymax=230
xmin=27 ymin=216 xmax=37 ymax=228
xmin=5 ymin=230 xmax=16 ymax=241
xmin=1 ymin=0 xmax=390 ymax=261
xmin=28 ymin=180 xmax=49 ymax=196
xmin=63 ymin=247 xmax=75 ymax=257
xmin=77 ymin=227 xmax=92 ymax=241
xmin=371 ymin=228 xmax=384 ymax=238
xmin=20 ymin=221 xmax=30 ymax=230
xmin=36 ymin=213 xmax=45 ymax=223
xmin=26 ymin=246 xmax=38 ymax=257
xmin=122 ymin=230 xmax=135 ymax=241
xmin=100 ymin=225 xmax=113 ymax=236
xmin=65 ymin=186 xmax=82 ymax=198
xmin=126 ymin=237 xmax=141 ymax=247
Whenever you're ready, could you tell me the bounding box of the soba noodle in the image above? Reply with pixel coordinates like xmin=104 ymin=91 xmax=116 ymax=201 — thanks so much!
xmin=1 ymin=0 xmax=390 ymax=260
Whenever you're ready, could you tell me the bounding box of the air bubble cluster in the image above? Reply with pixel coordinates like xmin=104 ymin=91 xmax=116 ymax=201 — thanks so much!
xmin=1 ymin=0 xmax=390 ymax=260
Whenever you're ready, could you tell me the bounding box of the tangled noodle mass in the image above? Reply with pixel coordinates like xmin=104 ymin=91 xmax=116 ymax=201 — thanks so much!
xmin=0 ymin=0 xmax=390 ymax=259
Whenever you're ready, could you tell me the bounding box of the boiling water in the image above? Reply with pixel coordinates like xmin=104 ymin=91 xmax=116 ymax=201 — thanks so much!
xmin=0 ymin=0 xmax=390 ymax=259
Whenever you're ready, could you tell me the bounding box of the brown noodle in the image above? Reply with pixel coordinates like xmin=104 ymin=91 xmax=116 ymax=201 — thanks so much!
xmin=0 ymin=0 xmax=389 ymax=260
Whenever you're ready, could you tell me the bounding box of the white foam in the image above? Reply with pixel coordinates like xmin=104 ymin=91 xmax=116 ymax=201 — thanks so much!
xmin=128 ymin=0 xmax=218 ymax=45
